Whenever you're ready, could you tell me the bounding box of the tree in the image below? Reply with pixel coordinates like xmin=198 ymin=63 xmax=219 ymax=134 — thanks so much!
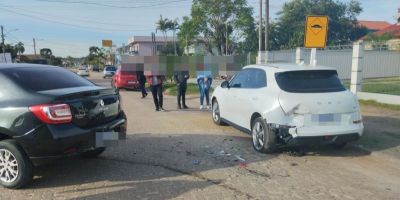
xmin=0 ymin=44 xmax=17 ymax=60
xmin=85 ymin=46 xmax=104 ymax=67
xmin=14 ymin=42 xmax=25 ymax=55
xmin=65 ymin=56 xmax=75 ymax=67
xmin=40 ymin=48 xmax=53 ymax=58
xmin=156 ymin=15 xmax=171 ymax=45
xmin=272 ymin=0 xmax=367 ymax=49
xmin=49 ymin=56 xmax=63 ymax=66
xmin=89 ymin=46 xmax=102 ymax=55
xmin=365 ymin=33 xmax=395 ymax=42
xmin=183 ymin=0 xmax=257 ymax=55
xmin=177 ymin=16 xmax=200 ymax=55
xmin=168 ymin=18 xmax=180 ymax=55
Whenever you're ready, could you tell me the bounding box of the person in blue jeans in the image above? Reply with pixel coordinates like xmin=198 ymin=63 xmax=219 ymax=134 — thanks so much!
xmin=197 ymin=74 xmax=212 ymax=110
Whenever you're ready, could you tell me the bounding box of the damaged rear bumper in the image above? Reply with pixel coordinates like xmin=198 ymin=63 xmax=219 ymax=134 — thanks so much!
xmin=271 ymin=123 xmax=363 ymax=146
xmin=286 ymin=133 xmax=360 ymax=146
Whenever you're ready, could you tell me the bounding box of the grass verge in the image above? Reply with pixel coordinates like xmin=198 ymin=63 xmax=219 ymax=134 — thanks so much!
xmin=163 ymin=82 xmax=213 ymax=96
xmin=343 ymin=77 xmax=400 ymax=95
xmin=359 ymin=100 xmax=400 ymax=111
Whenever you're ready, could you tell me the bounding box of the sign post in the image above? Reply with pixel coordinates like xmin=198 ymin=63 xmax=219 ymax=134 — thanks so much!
xmin=304 ymin=16 xmax=328 ymax=66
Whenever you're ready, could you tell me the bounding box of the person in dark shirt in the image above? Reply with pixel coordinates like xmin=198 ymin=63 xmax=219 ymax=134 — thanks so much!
xmin=146 ymin=75 xmax=165 ymax=112
xmin=174 ymin=71 xmax=189 ymax=109
xmin=137 ymin=71 xmax=147 ymax=98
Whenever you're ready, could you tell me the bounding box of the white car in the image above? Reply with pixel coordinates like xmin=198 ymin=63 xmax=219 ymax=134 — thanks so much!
xmin=211 ymin=63 xmax=363 ymax=153
xmin=77 ymin=67 xmax=89 ymax=77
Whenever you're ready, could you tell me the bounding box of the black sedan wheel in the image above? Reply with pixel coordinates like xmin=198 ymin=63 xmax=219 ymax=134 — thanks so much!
xmin=0 ymin=140 xmax=33 ymax=189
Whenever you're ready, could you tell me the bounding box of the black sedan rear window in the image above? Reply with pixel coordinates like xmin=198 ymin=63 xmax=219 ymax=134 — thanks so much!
xmin=2 ymin=67 xmax=95 ymax=91
xmin=275 ymin=70 xmax=346 ymax=93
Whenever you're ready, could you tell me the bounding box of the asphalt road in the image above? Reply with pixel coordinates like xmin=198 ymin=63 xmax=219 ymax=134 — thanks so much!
xmin=0 ymin=72 xmax=399 ymax=200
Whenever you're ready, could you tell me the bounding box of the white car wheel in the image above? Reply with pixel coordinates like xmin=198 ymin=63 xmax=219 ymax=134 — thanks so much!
xmin=212 ymin=100 xmax=224 ymax=125
xmin=251 ymin=117 xmax=277 ymax=153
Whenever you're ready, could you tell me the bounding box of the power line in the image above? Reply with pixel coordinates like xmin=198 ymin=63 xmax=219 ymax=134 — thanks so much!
xmin=33 ymin=0 xmax=189 ymax=9
xmin=0 ymin=7 xmax=154 ymax=32
xmin=0 ymin=4 xmax=154 ymax=27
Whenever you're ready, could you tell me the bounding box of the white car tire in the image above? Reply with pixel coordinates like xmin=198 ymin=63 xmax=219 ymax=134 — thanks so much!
xmin=251 ymin=117 xmax=277 ymax=153
xmin=212 ymin=100 xmax=225 ymax=126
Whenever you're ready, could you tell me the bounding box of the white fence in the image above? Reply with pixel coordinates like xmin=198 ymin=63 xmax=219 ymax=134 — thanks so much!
xmin=267 ymin=47 xmax=400 ymax=80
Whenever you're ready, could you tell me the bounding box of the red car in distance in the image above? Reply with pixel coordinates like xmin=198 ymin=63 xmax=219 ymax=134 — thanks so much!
xmin=112 ymin=66 xmax=140 ymax=90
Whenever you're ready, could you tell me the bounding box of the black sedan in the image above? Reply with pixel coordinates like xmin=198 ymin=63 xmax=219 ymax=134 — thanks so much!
xmin=0 ymin=64 xmax=127 ymax=188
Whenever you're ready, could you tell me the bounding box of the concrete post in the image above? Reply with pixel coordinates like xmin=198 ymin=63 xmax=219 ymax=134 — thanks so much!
xmin=257 ymin=51 xmax=268 ymax=64
xmin=350 ymin=41 xmax=364 ymax=94
xmin=310 ymin=48 xmax=317 ymax=66
xmin=295 ymin=47 xmax=303 ymax=64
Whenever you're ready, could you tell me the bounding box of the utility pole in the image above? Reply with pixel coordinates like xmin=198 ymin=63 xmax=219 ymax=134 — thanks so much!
xmin=33 ymin=38 xmax=37 ymax=56
xmin=185 ymin=35 xmax=188 ymax=56
xmin=1 ymin=26 xmax=5 ymax=54
xmin=173 ymin=20 xmax=178 ymax=56
xmin=1 ymin=25 xmax=6 ymax=62
xmin=225 ymin=22 xmax=228 ymax=56
xmin=265 ymin=0 xmax=269 ymax=51
xmin=258 ymin=0 xmax=263 ymax=51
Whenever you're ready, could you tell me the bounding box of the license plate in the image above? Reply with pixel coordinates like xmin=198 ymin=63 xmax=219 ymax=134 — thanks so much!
xmin=128 ymin=81 xmax=136 ymax=84
xmin=96 ymin=132 xmax=125 ymax=147
xmin=319 ymin=114 xmax=334 ymax=122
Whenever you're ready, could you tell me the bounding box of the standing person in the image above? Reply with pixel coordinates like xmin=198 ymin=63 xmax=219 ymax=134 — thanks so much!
xmin=137 ymin=71 xmax=147 ymax=98
xmin=174 ymin=71 xmax=189 ymax=109
xmin=146 ymin=74 xmax=165 ymax=112
xmin=197 ymin=74 xmax=212 ymax=110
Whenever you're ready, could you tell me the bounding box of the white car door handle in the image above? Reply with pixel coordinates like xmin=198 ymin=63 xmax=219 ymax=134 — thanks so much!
xmin=251 ymin=97 xmax=258 ymax=101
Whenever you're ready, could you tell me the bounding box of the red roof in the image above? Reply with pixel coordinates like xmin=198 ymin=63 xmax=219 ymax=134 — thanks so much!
xmin=358 ymin=20 xmax=391 ymax=31
xmin=374 ymin=24 xmax=400 ymax=38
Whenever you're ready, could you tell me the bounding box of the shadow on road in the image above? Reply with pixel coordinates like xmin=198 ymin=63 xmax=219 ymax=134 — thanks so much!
xmin=355 ymin=115 xmax=400 ymax=158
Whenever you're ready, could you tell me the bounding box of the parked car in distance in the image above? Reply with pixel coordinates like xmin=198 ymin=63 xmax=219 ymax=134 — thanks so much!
xmin=92 ymin=65 xmax=100 ymax=72
xmin=211 ymin=63 xmax=363 ymax=153
xmin=77 ymin=66 xmax=89 ymax=77
xmin=103 ymin=65 xmax=117 ymax=78
xmin=112 ymin=66 xmax=141 ymax=90
xmin=0 ymin=64 xmax=127 ymax=188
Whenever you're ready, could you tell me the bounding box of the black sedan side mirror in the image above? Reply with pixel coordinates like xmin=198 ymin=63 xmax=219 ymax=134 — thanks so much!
xmin=221 ymin=80 xmax=230 ymax=89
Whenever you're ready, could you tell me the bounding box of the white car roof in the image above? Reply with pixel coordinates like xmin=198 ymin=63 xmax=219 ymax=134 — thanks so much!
xmin=243 ymin=63 xmax=336 ymax=72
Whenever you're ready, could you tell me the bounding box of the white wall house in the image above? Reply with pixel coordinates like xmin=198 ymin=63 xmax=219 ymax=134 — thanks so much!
xmin=127 ymin=36 xmax=175 ymax=56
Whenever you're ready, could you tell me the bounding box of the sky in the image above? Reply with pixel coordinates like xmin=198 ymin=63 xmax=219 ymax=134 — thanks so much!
xmin=0 ymin=0 xmax=399 ymax=57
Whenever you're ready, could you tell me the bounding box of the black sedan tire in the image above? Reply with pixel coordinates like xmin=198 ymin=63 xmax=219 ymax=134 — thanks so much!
xmin=81 ymin=147 xmax=106 ymax=158
xmin=0 ymin=140 xmax=33 ymax=189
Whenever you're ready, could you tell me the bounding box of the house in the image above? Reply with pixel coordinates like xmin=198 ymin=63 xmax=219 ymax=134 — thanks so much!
xmin=127 ymin=36 xmax=175 ymax=56
xmin=362 ymin=8 xmax=400 ymax=51
xmin=357 ymin=20 xmax=391 ymax=33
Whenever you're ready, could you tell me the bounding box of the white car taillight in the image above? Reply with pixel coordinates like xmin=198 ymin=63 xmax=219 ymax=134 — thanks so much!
xmin=29 ymin=104 xmax=72 ymax=124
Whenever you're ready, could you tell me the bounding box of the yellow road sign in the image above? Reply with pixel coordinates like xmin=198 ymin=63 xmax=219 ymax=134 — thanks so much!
xmin=102 ymin=40 xmax=112 ymax=47
xmin=304 ymin=16 xmax=328 ymax=48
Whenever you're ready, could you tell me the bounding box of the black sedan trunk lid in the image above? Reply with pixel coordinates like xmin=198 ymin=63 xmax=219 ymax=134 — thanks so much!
xmin=39 ymin=86 xmax=120 ymax=128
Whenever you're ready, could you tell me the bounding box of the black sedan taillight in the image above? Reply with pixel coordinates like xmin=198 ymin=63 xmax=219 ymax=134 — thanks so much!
xmin=29 ymin=104 xmax=72 ymax=124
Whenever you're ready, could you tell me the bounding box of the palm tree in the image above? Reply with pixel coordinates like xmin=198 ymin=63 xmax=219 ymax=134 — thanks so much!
xmin=14 ymin=42 xmax=25 ymax=56
xmin=156 ymin=15 xmax=170 ymax=45
xmin=168 ymin=18 xmax=180 ymax=55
